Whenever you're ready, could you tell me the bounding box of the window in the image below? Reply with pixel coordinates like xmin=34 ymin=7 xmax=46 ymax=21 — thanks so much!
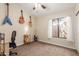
xmin=48 ymin=16 xmax=72 ymax=40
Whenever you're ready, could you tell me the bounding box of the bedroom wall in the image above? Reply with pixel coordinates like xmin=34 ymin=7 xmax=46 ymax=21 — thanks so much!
xmin=0 ymin=3 xmax=35 ymax=46
xmin=35 ymin=9 xmax=75 ymax=49
xmin=74 ymin=4 xmax=79 ymax=52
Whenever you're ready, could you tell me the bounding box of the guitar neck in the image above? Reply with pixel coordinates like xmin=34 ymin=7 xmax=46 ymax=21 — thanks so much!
xmin=29 ymin=16 xmax=31 ymax=20
xmin=21 ymin=10 xmax=23 ymax=16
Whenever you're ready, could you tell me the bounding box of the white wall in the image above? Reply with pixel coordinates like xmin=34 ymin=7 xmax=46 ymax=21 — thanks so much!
xmin=74 ymin=4 xmax=79 ymax=52
xmin=36 ymin=10 xmax=75 ymax=49
xmin=0 ymin=3 xmax=35 ymax=46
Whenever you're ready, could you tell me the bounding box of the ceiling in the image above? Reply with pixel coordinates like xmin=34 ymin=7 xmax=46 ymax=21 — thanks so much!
xmin=18 ymin=3 xmax=76 ymax=16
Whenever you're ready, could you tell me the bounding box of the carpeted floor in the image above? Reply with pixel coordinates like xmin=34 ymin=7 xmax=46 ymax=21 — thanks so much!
xmin=15 ymin=42 xmax=79 ymax=56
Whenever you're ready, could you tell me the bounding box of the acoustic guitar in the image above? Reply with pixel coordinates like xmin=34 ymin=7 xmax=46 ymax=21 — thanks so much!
xmin=29 ymin=16 xmax=32 ymax=27
xmin=19 ymin=10 xmax=25 ymax=24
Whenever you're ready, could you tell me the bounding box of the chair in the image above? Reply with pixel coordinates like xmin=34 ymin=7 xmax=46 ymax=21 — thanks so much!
xmin=9 ymin=31 xmax=17 ymax=56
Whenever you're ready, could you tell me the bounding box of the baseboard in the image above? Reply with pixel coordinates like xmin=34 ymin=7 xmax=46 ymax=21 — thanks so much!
xmin=38 ymin=41 xmax=77 ymax=51
xmin=17 ymin=41 xmax=34 ymax=47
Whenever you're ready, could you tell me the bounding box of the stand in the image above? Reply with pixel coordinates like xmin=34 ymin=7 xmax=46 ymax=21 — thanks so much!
xmin=0 ymin=33 xmax=6 ymax=56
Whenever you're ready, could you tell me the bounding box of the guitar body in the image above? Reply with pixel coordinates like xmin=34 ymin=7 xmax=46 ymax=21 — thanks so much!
xmin=19 ymin=16 xmax=25 ymax=24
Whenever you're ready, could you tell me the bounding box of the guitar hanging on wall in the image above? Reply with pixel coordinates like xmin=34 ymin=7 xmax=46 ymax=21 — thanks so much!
xmin=19 ymin=10 xmax=25 ymax=24
xmin=29 ymin=16 xmax=32 ymax=27
xmin=2 ymin=3 xmax=12 ymax=25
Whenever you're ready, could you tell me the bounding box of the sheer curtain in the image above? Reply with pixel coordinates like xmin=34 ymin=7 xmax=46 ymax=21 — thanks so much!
xmin=48 ymin=20 xmax=52 ymax=38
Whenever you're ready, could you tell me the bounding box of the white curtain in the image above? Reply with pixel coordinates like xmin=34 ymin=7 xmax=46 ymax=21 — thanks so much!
xmin=48 ymin=20 xmax=52 ymax=38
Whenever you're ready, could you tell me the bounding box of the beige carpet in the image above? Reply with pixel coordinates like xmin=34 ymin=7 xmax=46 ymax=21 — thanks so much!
xmin=15 ymin=42 xmax=79 ymax=56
